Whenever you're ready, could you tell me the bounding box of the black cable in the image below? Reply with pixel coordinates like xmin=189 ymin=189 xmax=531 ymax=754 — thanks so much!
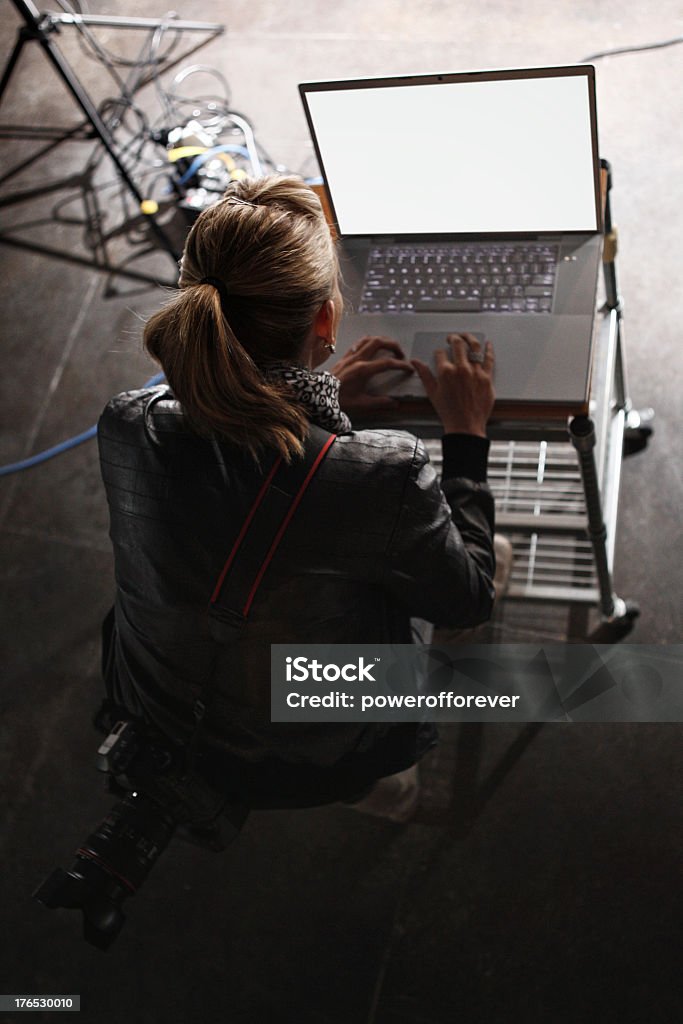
xmin=581 ymin=34 xmax=683 ymax=62
xmin=55 ymin=0 xmax=184 ymax=70
xmin=50 ymin=2 xmax=157 ymax=159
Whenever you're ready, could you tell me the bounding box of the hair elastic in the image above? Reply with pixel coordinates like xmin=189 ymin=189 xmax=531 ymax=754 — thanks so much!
xmin=200 ymin=276 xmax=229 ymax=309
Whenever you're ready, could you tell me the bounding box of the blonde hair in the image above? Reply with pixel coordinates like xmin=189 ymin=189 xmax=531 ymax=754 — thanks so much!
xmin=144 ymin=175 xmax=339 ymax=460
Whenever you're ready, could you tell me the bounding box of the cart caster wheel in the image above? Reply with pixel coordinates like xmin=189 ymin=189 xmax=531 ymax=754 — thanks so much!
xmin=623 ymin=407 xmax=654 ymax=457
xmin=587 ymin=600 xmax=640 ymax=643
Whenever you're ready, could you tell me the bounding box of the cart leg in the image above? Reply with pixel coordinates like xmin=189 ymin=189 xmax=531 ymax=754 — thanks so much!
xmin=584 ymin=600 xmax=639 ymax=642
xmin=614 ymin=317 xmax=654 ymax=457
xmin=601 ymin=160 xmax=654 ymax=459
xmin=623 ymin=406 xmax=655 ymax=457
xmin=569 ymin=415 xmax=639 ymax=639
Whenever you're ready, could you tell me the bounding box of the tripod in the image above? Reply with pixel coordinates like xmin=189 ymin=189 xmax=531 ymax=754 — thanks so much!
xmin=0 ymin=0 xmax=225 ymax=264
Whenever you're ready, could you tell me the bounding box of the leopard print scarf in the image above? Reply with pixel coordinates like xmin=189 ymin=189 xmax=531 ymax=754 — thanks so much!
xmin=264 ymin=362 xmax=351 ymax=434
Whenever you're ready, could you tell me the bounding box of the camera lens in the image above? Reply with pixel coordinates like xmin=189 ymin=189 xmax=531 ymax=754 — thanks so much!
xmin=34 ymin=792 xmax=177 ymax=949
xmin=78 ymin=792 xmax=176 ymax=893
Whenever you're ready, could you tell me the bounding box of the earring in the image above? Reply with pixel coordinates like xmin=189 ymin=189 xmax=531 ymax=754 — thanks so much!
xmin=323 ymin=338 xmax=336 ymax=353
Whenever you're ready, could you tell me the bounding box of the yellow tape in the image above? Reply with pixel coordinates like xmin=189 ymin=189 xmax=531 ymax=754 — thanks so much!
xmin=603 ymin=228 xmax=618 ymax=263
xmin=167 ymin=146 xmax=207 ymax=162
xmin=168 ymin=147 xmax=238 ymax=174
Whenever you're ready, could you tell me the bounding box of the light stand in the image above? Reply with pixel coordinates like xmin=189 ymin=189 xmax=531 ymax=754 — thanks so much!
xmin=0 ymin=0 xmax=225 ymax=264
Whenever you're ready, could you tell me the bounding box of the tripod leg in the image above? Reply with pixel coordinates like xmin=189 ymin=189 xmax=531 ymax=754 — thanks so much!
xmin=35 ymin=30 xmax=181 ymax=262
xmin=0 ymin=31 xmax=28 ymax=105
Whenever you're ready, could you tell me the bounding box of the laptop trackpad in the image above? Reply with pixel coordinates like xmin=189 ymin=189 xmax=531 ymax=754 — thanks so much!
xmin=370 ymin=331 xmax=486 ymax=397
xmin=367 ymin=332 xmax=486 ymax=397
xmin=412 ymin=331 xmax=486 ymax=367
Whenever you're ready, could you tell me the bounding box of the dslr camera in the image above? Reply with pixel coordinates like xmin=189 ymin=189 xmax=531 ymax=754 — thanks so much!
xmin=33 ymin=701 xmax=248 ymax=950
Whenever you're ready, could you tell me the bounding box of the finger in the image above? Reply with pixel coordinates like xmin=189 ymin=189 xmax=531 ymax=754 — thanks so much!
xmin=339 ymin=338 xmax=372 ymax=358
xmin=330 ymin=348 xmax=355 ymax=368
xmin=483 ymin=340 xmax=495 ymax=372
xmin=338 ymin=338 xmax=372 ymax=362
xmin=448 ymin=336 xmax=468 ymax=368
xmin=434 ymin=348 xmax=451 ymax=373
xmin=359 ymin=358 xmax=414 ymax=377
xmin=348 ymin=359 xmax=408 ymax=382
xmin=356 ymin=336 xmax=407 ymax=359
xmin=410 ymin=359 xmax=437 ymax=396
xmin=351 ymin=336 xmax=382 ymax=354
xmin=461 ymin=333 xmax=482 ymax=353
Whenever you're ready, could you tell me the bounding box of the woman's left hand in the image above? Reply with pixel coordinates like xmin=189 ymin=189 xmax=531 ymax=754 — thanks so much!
xmin=330 ymin=336 xmax=414 ymax=413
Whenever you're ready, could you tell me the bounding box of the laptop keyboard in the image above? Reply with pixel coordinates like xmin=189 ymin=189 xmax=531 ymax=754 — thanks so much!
xmin=359 ymin=243 xmax=559 ymax=314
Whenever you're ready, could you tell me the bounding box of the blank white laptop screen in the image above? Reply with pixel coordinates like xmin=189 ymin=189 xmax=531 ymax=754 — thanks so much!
xmin=304 ymin=73 xmax=598 ymax=236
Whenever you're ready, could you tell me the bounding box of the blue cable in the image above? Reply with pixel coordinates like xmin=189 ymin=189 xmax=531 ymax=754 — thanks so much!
xmin=175 ymin=145 xmax=252 ymax=185
xmin=2 ymin=170 xmax=321 ymax=478
xmin=0 ymin=372 xmax=166 ymax=478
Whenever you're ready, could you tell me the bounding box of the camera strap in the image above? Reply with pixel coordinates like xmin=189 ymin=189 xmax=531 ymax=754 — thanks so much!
xmin=188 ymin=424 xmax=337 ymax=744
xmin=207 ymin=423 xmax=337 ymax=639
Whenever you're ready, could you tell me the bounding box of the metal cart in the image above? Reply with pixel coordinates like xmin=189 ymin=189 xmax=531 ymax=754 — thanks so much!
xmin=376 ymin=162 xmax=652 ymax=643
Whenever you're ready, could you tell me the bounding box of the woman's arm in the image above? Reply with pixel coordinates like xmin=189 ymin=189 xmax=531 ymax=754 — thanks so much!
xmin=385 ymin=333 xmax=497 ymax=627
xmin=333 ymin=331 xmax=497 ymax=626
xmin=382 ymin=435 xmax=495 ymax=629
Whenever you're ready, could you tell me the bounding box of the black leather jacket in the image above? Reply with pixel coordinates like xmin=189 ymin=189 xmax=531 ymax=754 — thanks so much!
xmin=98 ymin=387 xmax=495 ymax=804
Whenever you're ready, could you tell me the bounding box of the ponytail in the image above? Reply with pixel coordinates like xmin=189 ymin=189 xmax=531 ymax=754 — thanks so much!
xmin=143 ymin=175 xmax=340 ymax=461
xmin=144 ymin=282 xmax=308 ymax=461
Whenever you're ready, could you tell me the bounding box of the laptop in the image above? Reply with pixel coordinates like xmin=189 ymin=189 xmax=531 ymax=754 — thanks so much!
xmin=299 ymin=65 xmax=603 ymax=405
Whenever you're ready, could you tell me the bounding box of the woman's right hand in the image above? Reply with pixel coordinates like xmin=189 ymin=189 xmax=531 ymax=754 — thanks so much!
xmin=411 ymin=333 xmax=495 ymax=438
xmin=330 ymin=335 xmax=413 ymax=413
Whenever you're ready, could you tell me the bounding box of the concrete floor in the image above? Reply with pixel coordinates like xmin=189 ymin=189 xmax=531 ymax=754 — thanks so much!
xmin=1 ymin=1 xmax=682 ymax=1021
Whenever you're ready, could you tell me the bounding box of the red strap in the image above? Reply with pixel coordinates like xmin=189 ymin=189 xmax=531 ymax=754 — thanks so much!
xmin=210 ymin=455 xmax=282 ymax=604
xmin=242 ymin=433 xmax=337 ymax=616
xmin=76 ymin=849 xmax=137 ymax=893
